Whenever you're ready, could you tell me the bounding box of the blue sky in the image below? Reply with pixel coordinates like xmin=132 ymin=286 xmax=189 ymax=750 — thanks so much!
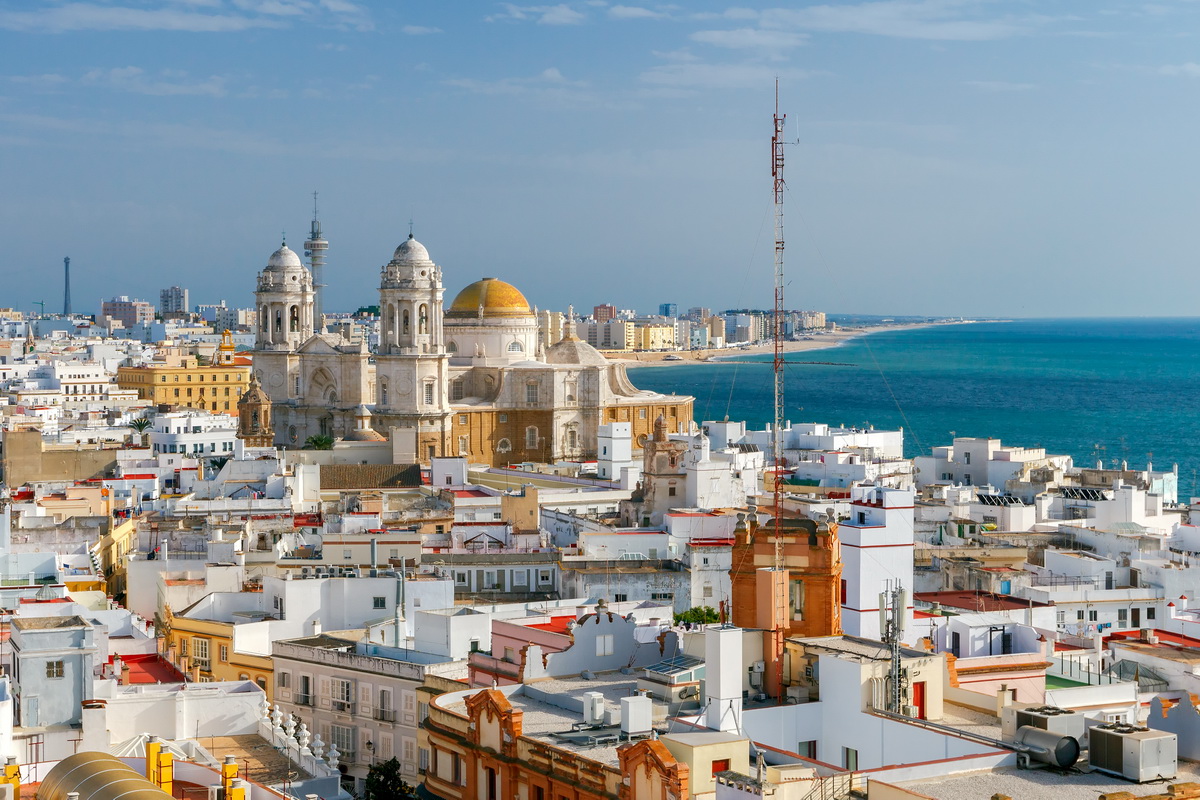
xmin=3 ymin=1 xmax=1200 ymax=318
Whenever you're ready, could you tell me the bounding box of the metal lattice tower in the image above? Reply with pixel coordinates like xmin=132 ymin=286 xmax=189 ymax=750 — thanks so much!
xmin=304 ymin=191 xmax=328 ymax=330
xmin=62 ymin=257 xmax=71 ymax=317
xmin=771 ymin=80 xmax=788 ymax=701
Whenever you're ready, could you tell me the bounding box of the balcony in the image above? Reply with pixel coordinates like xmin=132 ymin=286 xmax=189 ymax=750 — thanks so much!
xmin=295 ymin=694 xmax=313 ymax=707
xmin=332 ymin=700 xmax=355 ymax=715
xmin=375 ymin=709 xmax=396 ymax=722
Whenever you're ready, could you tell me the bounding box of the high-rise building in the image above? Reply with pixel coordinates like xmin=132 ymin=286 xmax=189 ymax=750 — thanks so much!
xmin=100 ymin=296 xmax=154 ymax=329
xmin=658 ymin=302 xmax=678 ymax=318
xmin=159 ymin=286 xmax=190 ymax=315
xmin=593 ymin=303 xmax=616 ymax=323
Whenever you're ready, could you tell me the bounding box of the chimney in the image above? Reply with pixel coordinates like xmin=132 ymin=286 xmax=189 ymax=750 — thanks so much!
xmin=311 ymin=619 xmax=322 ymax=636
xmin=705 ymin=624 xmax=743 ymax=733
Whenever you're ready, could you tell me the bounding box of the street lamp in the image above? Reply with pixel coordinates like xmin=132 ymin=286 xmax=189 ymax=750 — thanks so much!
xmin=365 ymin=739 xmax=375 ymax=765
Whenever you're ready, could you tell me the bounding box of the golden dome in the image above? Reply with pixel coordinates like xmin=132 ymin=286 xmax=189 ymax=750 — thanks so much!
xmin=447 ymin=277 xmax=534 ymax=318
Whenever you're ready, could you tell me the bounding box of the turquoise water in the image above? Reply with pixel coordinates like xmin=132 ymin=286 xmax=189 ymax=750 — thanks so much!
xmin=628 ymin=319 xmax=1200 ymax=495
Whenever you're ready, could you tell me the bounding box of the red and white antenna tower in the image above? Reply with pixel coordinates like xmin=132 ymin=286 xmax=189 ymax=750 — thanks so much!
xmin=771 ymin=80 xmax=787 ymax=701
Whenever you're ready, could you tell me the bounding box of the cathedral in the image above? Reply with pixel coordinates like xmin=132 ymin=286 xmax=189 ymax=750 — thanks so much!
xmin=250 ymin=233 xmax=693 ymax=465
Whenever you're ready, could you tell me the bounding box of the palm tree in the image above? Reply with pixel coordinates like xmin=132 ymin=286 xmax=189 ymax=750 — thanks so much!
xmin=128 ymin=418 xmax=152 ymax=447
xmin=304 ymin=434 xmax=334 ymax=450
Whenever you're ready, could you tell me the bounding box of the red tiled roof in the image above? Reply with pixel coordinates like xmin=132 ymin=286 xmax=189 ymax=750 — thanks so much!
xmin=916 ymin=590 xmax=1052 ymax=612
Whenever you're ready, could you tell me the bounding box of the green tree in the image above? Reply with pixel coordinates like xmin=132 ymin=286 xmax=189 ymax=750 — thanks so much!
xmin=674 ymin=606 xmax=721 ymax=625
xmin=128 ymin=418 xmax=152 ymax=434
xmin=303 ymin=434 xmax=334 ymax=450
xmin=363 ymin=758 xmax=418 ymax=800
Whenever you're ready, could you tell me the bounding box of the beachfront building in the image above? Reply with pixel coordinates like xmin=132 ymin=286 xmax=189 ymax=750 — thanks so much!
xmin=915 ymin=437 xmax=1073 ymax=491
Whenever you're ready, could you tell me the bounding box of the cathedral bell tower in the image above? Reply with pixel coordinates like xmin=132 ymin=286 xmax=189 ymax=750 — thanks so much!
xmin=374 ymin=233 xmax=451 ymax=462
xmin=254 ymin=240 xmax=314 ymax=352
xmin=236 ymin=374 xmax=275 ymax=447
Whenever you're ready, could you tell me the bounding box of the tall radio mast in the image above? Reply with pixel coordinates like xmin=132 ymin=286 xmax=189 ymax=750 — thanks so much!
xmin=771 ymin=80 xmax=788 ymax=701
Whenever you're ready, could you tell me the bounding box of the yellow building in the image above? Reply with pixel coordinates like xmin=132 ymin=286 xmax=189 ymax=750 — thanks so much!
xmin=116 ymin=331 xmax=251 ymax=416
xmin=161 ymin=609 xmax=274 ymax=697
xmin=635 ymin=323 xmax=676 ymax=351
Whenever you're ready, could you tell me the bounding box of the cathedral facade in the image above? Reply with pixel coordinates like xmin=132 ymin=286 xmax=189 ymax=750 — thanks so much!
xmin=250 ymin=234 xmax=693 ymax=465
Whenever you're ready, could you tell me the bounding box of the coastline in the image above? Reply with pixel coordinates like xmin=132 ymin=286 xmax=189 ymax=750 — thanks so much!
xmin=609 ymin=321 xmax=957 ymax=367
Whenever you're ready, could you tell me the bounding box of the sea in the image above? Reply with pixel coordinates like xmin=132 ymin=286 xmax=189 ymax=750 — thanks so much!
xmin=628 ymin=318 xmax=1200 ymax=498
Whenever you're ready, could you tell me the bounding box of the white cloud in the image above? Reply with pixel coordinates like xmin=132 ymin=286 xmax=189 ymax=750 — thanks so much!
xmin=487 ymin=3 xmax=587 ymax=25
xmin=0 ymin=2 xmax=284 ymax=32
xmin=963 ymin=80 xmax=1035 ymax=91
xmin=402 ymin=24 xmax=442 ymax=35
xmin=445 ymin=66 xmax=587 ymax=95
xmin=758 ymin=1 xmax=1027 ymax=42
xmin=640 ymin=61 xmax=811 ymax=90
xmin=608 ymin=5 xmax=666 ymax=19
xmin=690 ymin=28 xmax=807 ymax=51
xmin=83 ymin=66 xmax=227 ymax=97
xmin=1159 ymin=63 xmax=1200 ymax=77
xmin=8 ymin=73 xmax=69 ymax=88
xmin=231 ymin=0 xmax=311 ymax=16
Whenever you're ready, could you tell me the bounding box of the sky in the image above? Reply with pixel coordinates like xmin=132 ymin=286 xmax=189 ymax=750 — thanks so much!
xmin=4 ymin=1 xmax=1200 ymax=319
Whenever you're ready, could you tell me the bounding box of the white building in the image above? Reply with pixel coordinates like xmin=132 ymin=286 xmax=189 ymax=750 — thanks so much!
xmin=838 ymin=485 xmax=915 ymax=640
xmin=915 ymin=437 xmax=1073 ymax=490
xmin=148 ymin=409 xmax=238 ymax=456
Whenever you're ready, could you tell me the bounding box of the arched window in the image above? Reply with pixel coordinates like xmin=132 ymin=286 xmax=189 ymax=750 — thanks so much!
xmin=497 ymin=438 xmax=512 ymax=453
xmin=289 ymin=305 xmax=299 ymax=332
xmin=274 ymin=310 xmax=283 ymax=333
xmin=419 ymin=304 xmax=428 ymax=334
xmin=403 ymin=309 xmax=410 ymax=335
xmin=507 ymin=341 xmax=523 ymax=353
xmin=380 ymin=379 xmax=389 ymax=406
xmin=447 ymin=340 xmax=458 ymax=354
xmin=566 ymin=428 xmax=577 ymax=449
xmin=387 ymin=305 xmax=396 ymax=340
xmin=525 ymin=426 xmax=539 ymax=450
xmin=260 ymin=310 xmax=267 ymax=331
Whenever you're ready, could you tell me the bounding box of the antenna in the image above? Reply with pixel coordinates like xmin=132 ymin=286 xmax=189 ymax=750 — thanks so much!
xmin=304 ymin=191 xmax=328 ymax=331
xmin=771 ymin=79 xmax=788 ymax=704
xmin=880 ymin=580 xmax=910 ymax=714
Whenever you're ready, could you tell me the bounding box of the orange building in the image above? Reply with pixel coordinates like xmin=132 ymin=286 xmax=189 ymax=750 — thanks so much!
xmin=729 ymin=512 xmax=843 ymax=697
xmin=422 ymin=685 xmax=719 ymax=800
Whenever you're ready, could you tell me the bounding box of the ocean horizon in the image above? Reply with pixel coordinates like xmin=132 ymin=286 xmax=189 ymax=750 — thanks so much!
xmin=628 ymin=317 xmax=1200 ymax=498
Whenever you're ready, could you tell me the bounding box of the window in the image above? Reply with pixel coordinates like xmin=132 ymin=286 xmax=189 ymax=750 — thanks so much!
xmin=424 ymin=382 xmax=435 ymax=405
xmin=278 ymin=672 xmax=290 ymax=688
xmin=458 ymin=414 xmax=467 ymax=424
xmin=596 ymin=634 xmax=614 ymax=656
xmin=497 ymin=438 xmax=511 ymax=453
xmin=192 ymin=637 xmax=210 ymax=668
xmin=843 ymin=747 xmax=858 ymax=771
xmin=333 ymin=678 xmax=353 ymax=713
xmin=451 ymin=380 xmax=464 ymax=402
xmin=373 ymin=596 xmax=386 ymax=609
xmin=1118 ymin=608 xmax=1127 ymax=625
xmin=526 ymin=426 xmax=539 ymax=449
xmin=508 ymin=341 xmax=523 ymax=352
xmin=1088 ymin=609 xmax=1098 ymax=622
xmin=458 ymin=435 xmax=469 ymax=454
xmin=499 ymin=413 xmax=508 ymax=423
xmin=1077 ymin=610 xmax=1085 ymax=620
xmin=525 ymin=383 xmax=539 ymax=403
xmin=46 ymin=660 xmax=64 ymax=679
xmin=651 ymin=592 xmax=673 ymax=601
xmin=614 ymin=593 xmax=628 ymax=602
xmin=455 ymin=572 xmax=468 ymax=585
xmin=331 ymin=724 xmax=355 ymax=760
xmin=668 ymin=486 xmax=676 ymax=497
xmin=790 ymin=579 xmax=806 ymax=620
xmin=1148 ymin=607 xmax=1157 ymax=620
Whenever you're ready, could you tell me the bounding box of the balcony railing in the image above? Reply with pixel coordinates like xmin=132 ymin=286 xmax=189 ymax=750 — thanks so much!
xmin=375 ymin=709 xmax=396 ymax=722
xmin=295 ymin=694 xmax=313 ymax=706
xmin=332 ymin=700 xmax=355 ymax=714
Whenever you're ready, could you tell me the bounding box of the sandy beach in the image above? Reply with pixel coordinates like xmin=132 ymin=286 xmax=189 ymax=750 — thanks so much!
xmin=608 ymin=321 xmax=946 ymax=366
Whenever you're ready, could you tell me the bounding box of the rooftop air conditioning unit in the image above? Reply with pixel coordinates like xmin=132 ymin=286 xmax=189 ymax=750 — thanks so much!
xmin=582 ymin=691 xmax=605 ymax=726
xmin=1088 ymin=724 xmax=1177 ymax=782
xmin=1002 ymin=704 xmax=1085 ymax=741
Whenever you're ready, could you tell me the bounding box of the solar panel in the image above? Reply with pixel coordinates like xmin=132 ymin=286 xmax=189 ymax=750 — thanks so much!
xmin=645 ymin=654 xmax=705 ymax=675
